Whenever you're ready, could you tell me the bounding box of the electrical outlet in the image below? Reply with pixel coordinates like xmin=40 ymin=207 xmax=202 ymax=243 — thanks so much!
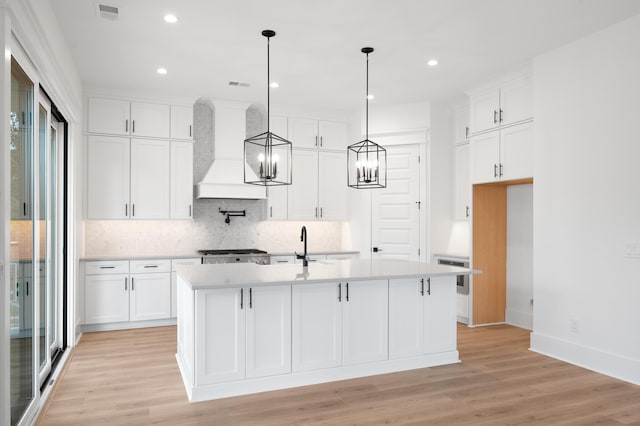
xmin=570 ymin=319 xmax=578 ymax=333
xmin=624 ymin=243 xmax=640 ymax=258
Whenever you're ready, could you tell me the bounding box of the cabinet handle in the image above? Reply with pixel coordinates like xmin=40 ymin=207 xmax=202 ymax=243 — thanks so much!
xmin=23 ymin=202 xmax=26 ymax=216
xmin=338 ymin=283 xmax=342 ymax=302
xmin=240 ymin=288 xmax=244 ymax=309
xmin=125 ymin=277 xmax=128 ymax=291
xmin=427 ymin=278 xmax=431 ymax=296
xmin=189 ymin=204 xmax=192 ymax=217
xmin=125 ymin=119 xmax=128 ymax=133
xmin=249 ymin=288 xmax=253 ymax=309
xmin=499 ymin=163 xmax=503 ymax=177
xmin=315 ymin=207 xmax=318 ymax=218
xmin=315 ymin=135 xmax=318 ymax=146
xmin=189 ymin=124 xmax=192 ymax=137
xmin=132 ymin=204 xmax=135 ymax=217
xmin=132 ymin=120 xmax=135 ymax=133
xmin=346 ymin=282 xmax=349 ymax=302
xmin=494 ymin=164 xmax=498 ymax=178
xmin=465 ymin=126 xmax=469 ymax=139
xmin=493 ymin=110 xmax=498 ymax=124
xmin=270 ymin=206 xmax=273 ymax=218
xmin=499 ymin=108 xmax=503 ymax=123
xmin=143 ymin=265 xmax=158 ymax=268
xmin=100 ymin=266 xmax=115 ymax=269
xmin=125 ymin=204 xmax=128 ymax=217
xmin=420 ymin=278 xmax=424 ymax=296
xmin=466 ymin=206 xmax=470 ymax=218
xmin=26 ymin=281 xmax=29 ymax=296
xmin=276 ymin=260 xmax=289 ymax=263
xmin=16 ymin=282 xmax=19 ymax=297
xmin=131 ymin=277 xmax=134 ymax=291
xmin=320 ymin=207 xmax=323 ymax=218
xmin=320 ymin=136 xmax=323 ymax=147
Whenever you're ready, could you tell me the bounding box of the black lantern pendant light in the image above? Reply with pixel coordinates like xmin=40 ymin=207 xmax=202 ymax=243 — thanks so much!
xmin=347 ymin=47 xmax=386 ymax=189
xmin=244 ymin=30 xmax=292 ymax=186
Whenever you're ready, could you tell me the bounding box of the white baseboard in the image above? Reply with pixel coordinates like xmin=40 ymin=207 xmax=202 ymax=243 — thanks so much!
xmin=530 ymin=332 xmax=640 ymax=386
xmin=82 ymin=318 xmax=177 ymax=332
xmin=505 ymin=308 xmax=533 ymax=330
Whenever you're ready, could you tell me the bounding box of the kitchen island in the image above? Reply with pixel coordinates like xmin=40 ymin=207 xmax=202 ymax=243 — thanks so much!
xmin=175 ymin=259 xmax=471 ymax=402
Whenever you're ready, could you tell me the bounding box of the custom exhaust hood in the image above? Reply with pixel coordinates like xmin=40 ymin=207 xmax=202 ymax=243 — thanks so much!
xmin=195 ymin=100 xmax=266 ymax=199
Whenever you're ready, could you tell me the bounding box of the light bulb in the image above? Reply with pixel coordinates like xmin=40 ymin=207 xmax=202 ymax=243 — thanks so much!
xmin=272 ymin=154 xmax=279 ymax=163
xmin=258 ymin=153 xmax=265 ymax=162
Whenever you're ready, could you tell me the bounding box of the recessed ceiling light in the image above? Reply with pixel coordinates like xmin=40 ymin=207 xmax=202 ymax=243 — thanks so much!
xmin=157 ymin=67 xmax=168 ymax=75
xmin=270 ymin=82 xmax=279 ymax=88
xmin=367 ymin=94 xmax=374 ymax=100
xmin=427 ymin=59 xmax=438 ymax=67
xmin=164 ymin=14 xmax=178 ymax=23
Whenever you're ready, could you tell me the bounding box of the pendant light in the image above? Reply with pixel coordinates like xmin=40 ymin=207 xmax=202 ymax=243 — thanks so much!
xmin=244 ymin=30 xmax=292 ymax=186
xmin=347 ymin=47 xmax=386 ymax=189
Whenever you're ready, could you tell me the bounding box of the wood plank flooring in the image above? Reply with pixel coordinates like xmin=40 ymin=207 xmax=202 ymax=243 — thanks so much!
xmin=37 ymin=324 xmax=640 ymax=425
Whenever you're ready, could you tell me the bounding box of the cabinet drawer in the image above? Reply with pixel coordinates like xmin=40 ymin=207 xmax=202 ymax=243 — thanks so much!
xmin=171 ymin=258 xmax=202 ymax=271
xmin=270 ymin=255 xmax=295 ymax=265
xmin=85 ymin=260 xmax=130 ymax=275
xmin=130 ymin=259 xmax=171 ymax=274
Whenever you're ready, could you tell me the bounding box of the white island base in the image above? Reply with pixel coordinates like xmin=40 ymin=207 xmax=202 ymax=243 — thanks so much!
xmin=175 ymin=260 xmax=463 ymax=402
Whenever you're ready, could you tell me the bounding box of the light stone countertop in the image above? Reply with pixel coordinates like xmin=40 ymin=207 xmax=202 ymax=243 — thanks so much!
xmin=177 ymin=259 xmax=477 ymax=290
xmin=80 ymin=253 xmax=201 ymax=262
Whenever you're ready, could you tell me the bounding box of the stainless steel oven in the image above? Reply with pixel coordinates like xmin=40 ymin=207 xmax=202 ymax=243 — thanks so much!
xmin=436 ymin=257 xmax=469 ymax=294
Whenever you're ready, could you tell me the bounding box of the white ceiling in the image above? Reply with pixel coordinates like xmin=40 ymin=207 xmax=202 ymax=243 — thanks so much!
xmin=52 ymin=0 xmax=640 ymax=111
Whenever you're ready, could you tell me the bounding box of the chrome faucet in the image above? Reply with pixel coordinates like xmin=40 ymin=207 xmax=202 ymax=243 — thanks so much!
xmin=296 ymin=226 xmax=309 ymax=267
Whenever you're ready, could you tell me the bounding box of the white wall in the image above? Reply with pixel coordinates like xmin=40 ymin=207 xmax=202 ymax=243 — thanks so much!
xmin=531 ymin=14 xmax=640 ymax=385
xmin=506 ymin=184 xmax=533 ymax=330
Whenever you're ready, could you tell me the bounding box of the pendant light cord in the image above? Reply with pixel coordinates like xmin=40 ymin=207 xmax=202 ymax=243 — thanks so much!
xmin=267 ymin=35 xmax=270 ymax=133
xmin=365 ymin=51 xmax=369 ymax=140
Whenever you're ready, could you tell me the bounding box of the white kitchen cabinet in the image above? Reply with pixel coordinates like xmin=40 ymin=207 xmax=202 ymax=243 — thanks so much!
xmin=454 ymin=143 xmax=471 ymax=220
xmin=470 ymin=122 xmax=533 ymax=184
xmin=245 ymin=285 xmax=292 ymax=378
xmin=292 ymin=282 xmax=342 ymax=372
xmin=129 ymin=272 xmax=171 ymax=321
xmin=130 ymin=139 xmax=171 ymax=219
xmin=170 ymin=141 xmax=194 ymax=219
xmin=424 ymin=276 xmax=457 ymax=354
xmin=288 ymin=150 xmax=319 ymax=220
xmin=170 ymin=105 xmax=193 ymax=140
xmin=88 ymin=98 xmax=170 ymax=138
xmin=453 ymin=104 xmax=470 ymax=144
xmin=318 ymin=151 xmax=348 ymax=220
xmin=270 ymin=255 xmax=296 ymax=265
xmin=196 ymin=285 xmax=292 ymax=384
xmin=85 ymin=274 xmax=130 ymax=324
xmin=196 ymin=287 xmax=245 ymax=385
xmin=171 ymin=258 xmax=201 ymax=318
xmin=469 ymin=72 xmax=532 ymax=134
xmin=87 ymin=135 xmax=130 ymax=219
xmin=318 ymin=120 xmax=348 ymax=150
xmin=342 ymin=280 xmax=388 ymax=365
xmin=389 ymin=278 xmax=424 ymax=360
xmin=288 ymin=117 xmax=318 ymax=149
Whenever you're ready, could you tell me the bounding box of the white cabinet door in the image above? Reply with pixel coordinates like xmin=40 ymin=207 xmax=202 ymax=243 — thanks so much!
xmin=130 ymin=102 xmax=170 ymax=138
xmin=196 ymin=287 xmax=245 ymax=385
xmin=453 ymin=104 xmax=470 ymax=144
xmin=470 ymin=131 xmax=500 ymax=184
xmin=389 ymin=278 xmax=424 ymax=359
xmin=171 ymin=258 xmax=201 ymax=318
xmin=130 ymin=139 xmax=171 ymax=219
xmin=500 ymin=122 xmax=533 ymax=181
xmin=424 ymin=276 xmax=457 ymax=354
xmin=170 ymin=105 xmax=193 ymax=140
xmin=469 ymin=87 xmax=500 ymax=134
xmin=246 ymin=285 xmax=291 ymax=378
xmin=88 ymin=98 xmax=130 ymax=135
xmin=129 ymin=273 xmax=171 ymax=321
xmin=170 ymin=141 xmax=194 ymax=219
xmin=342 ymin=280 xmax=388 ymax=365
xmin=85 ymin=274 xmax=129 ymax=324
xmin=288 ymin=150 xmax=319 ymax=220
xmin=454 ymin=143 xmax=471 ymax=220
xmin=288 ymin=117 xmax=318 ymax=149
xmin=318 ymin=151 xmax=347 ymax=220
xmin=292 ymin=282 xmax=342 ymax=372
xmin=87 ymin=135 xmax=130 ymax=219
xmin=318 ymin=120 xmax=347 ymax=150
xmin=500 ymin=74 xmax=533 ymax=127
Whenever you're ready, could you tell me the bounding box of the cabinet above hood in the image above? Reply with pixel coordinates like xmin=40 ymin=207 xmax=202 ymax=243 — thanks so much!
xmin=195 ymin=100 xmax=266 ymax=199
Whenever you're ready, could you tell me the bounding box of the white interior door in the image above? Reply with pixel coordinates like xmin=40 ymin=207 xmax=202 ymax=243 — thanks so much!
xmin=371 ymin=144 xmax=421 ymax=260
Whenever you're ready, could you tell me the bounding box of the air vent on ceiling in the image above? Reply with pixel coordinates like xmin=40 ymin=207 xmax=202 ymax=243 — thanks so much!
xmin=228 ymin=81 xmax=250 ymax=88
xmin=96 ymin=3 xmax=119 ymax=21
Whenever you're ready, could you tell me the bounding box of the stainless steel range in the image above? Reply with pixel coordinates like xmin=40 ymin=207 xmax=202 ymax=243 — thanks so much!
xmin=198 ymin=249 xmax=270 ymax=265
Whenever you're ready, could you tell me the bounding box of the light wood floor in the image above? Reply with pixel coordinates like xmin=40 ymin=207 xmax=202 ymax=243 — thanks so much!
xmin=37 ymin=324 xmax=640 ymax=425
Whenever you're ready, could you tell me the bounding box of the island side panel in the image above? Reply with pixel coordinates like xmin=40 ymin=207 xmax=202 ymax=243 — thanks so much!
xmin=176 ymin=274 xmax=195 ymax=387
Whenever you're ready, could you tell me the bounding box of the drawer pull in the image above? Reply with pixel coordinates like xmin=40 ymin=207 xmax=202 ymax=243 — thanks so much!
xmin=100 ymin=266 xmax=115 ymax=269
xmin=144 ymin=265 xmax=158 ymax=268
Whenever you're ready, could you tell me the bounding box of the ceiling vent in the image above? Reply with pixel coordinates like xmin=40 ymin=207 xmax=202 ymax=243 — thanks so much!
xmin=228 ymin=81 xmax=250 ymax=88
xmin=96 ymin=3 xmax=119 ymax=21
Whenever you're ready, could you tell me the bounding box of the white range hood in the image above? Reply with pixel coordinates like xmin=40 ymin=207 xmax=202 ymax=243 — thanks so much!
xmin=195 ymin=100 xmax=266 ymax=199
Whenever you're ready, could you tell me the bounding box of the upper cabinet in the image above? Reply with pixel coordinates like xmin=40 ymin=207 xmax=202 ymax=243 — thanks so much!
xmin=287 ymin=117 xmax=347 ymax=150
xmin=469 ymin=72 xmax=532 ymax=135
xmin=88 ymin=98 xmax=171 ymax=138
xmin=170 ymin=105 xmax=194 ymax=140
xmin=452 ymin=104 xmax=470 ymax=145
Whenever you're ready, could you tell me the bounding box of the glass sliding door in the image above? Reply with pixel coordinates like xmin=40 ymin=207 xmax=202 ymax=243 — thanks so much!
xmin=38 ymin=100 xmax=50 ymax=381
xmin=10 ymin=57 xmax=35 ymax=426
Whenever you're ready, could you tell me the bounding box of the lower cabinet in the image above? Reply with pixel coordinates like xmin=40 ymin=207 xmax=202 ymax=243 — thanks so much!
xmin=129 ymin=272 xmax=171 ymax=321
xmin=292 ymin=279 xmax=388 ymax=372
xmin=389 ymin=276 xmax=456 ymax=358
xmin=196 ymin=285 xmax=291 ymax=385
xmin=85 ymin=273 xmax=130 ymax=324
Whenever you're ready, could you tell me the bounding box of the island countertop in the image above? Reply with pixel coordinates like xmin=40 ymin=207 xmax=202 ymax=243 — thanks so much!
xmin=177 ymin=258 xmax=475 ymax=290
